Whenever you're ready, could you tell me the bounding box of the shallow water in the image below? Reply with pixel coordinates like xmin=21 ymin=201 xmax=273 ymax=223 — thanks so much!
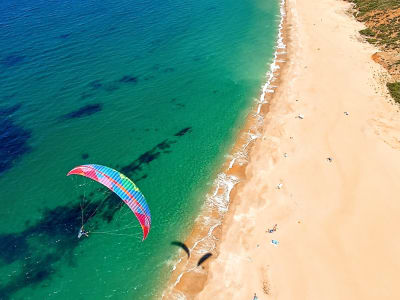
xmin=0 ymin=0 xmax=279 ymax=298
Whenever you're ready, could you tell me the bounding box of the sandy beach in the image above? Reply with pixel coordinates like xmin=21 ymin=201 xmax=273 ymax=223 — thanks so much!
xmin=163 ymin=0 xmax=400 ymax=299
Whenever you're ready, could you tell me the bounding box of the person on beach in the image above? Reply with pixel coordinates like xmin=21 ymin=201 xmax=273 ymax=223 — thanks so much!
xmin=253 ymin=293 xmax=259 ymax=300
xmin=267 ymin=224 xmax=278 ymax=233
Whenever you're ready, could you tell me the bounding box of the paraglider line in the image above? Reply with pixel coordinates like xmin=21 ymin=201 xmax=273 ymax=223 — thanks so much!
xmin=90 ymin=231 xmax=138 ymax=237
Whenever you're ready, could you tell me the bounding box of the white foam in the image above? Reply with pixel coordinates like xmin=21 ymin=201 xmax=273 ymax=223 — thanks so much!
xmin=258 ymin=0 xmax=286 ymax=115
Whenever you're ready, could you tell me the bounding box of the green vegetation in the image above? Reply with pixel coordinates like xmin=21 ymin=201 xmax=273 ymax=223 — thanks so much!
xmin=347 ymin=0 xmax=400 ymax=50
xmin=366 ymin=38 xmax=378 ymax=44
xmin=387 ymin=82 xmax=400 ymax=103
xmin=348 ymin=0 xmax=400 ymax=16
xmin=359 ymin=28 xmax=375 ymax=37
xmin=349 ymin=0 xmax=400 ymax=105
xmin=377 ymin=24 xmax=390 ymax=32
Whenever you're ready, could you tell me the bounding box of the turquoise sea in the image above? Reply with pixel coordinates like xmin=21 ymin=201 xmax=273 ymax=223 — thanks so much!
xmin=0 ymin=0 xmax=280 ymax=298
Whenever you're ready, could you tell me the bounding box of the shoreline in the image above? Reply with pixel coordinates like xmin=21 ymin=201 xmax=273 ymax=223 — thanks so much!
xmin=163 ymin=0 xmax=400 ymax=298
xmin=196 ymin=0 xmax=400 ymax=299
xmin=161 ymin=0 xmax=288 ymax=298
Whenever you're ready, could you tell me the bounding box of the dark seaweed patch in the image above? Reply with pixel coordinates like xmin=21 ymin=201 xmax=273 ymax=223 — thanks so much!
xmin=143 ymin=75 xmax=155 ymax=81
xmin=135 ymin=174 xmax=148 ymax=182
xmin=103 ymin=83 xmax=119 ymax=93
xmin=170 ymin=98 xmax=184 ymax=108
xmin=119 ymin=75 xmax=138 ymax=84
xmin=0 ymin=203 xmax=82 ymax=298
xmin=151 ymin=64 xmax=161 ymax=71
xmin=0 ymin=195 xmax=123 ymax=299
xmin=0 ymin=104 xmax=31 ymax=175
xmin=120 ymin=143 xmax=164 ymax=173
xmin=163 ymin=67 xmax=174 ymax=73
xmin=1 ymin=54 xmax=25 ymax=68
xmin=149 ymin=38 xmax=163 ymax=47
xmin=0 ymin=234 xmax=29 ymax=265
xmin=174 ymin=127 xmax=192 ymax=137
xmin=148 ymin=39 xmax=163 ymax=54
xmin=119 ymin=128 xmax=191 ymax=177
xmin=80 ymin=92 xmax=94 ymax=100
xmin=175 ymin=103 xmax=185 ymax=109
xmin=0 ymin=104 xmax=21 ymax=117
xmin=157 ymin=140 xmax=174 ymax=150
xmin=59 ymin=33 xmax=71 ymax=39
xmin=87 ymin=80 xmax=103 ymax=90
xmin=84 ymin=75 xmax=137 ymax=97
xmin=81 ymin=153 xmax=89 ymax=160
xmin=143 ymin=128 xmax=158 ymax=133
xmin=0 ymin=254 xmax=56 ymax=299
xmin=61 ymin=103 xmax=102 ymax=120
xmin=35 ymin=72 xmax=51 ymax=82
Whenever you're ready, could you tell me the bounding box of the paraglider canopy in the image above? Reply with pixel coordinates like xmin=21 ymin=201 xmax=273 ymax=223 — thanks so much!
xmin=67 ymin=164 xmax=151 ymax=240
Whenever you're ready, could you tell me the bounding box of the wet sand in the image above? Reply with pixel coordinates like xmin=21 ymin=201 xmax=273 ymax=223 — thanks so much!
xmin=163 ymin=0 xmax=400 ymax=299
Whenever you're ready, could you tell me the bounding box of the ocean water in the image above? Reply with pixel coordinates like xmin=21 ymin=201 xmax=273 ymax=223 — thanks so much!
xmin=0 ymin=0 xmax=280 ymax=299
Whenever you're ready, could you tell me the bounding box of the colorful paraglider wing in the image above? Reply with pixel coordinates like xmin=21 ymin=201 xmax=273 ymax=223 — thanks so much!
xmin=67 ymin=164 xmax=151 ymax=240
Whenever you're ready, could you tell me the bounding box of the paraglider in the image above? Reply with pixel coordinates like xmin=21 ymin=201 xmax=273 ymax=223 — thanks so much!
xmin=78 ymin=226 xmax=89 ymax=238
xmin=67 ymin=164 xmax=151 ymax=240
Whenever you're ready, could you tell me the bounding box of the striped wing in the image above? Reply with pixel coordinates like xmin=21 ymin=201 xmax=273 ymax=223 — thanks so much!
xmin=68 ymin=164 xmax=151 ymax=240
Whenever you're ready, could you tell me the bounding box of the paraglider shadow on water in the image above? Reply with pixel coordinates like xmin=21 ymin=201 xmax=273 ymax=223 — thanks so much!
xmin=171 ymin=241 xmax=190 ymax=258
xmin=197 ymin=253 xmax=212 ymax=267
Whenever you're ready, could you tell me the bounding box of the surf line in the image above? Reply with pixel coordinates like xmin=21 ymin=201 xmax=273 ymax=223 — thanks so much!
xmin=162 ymin=0 xmax=288 ymax=298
